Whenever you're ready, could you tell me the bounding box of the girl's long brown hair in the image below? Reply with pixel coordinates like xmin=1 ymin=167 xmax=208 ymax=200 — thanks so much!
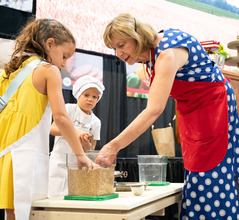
xmin=4 ymin=17 xmax=75 ymax=78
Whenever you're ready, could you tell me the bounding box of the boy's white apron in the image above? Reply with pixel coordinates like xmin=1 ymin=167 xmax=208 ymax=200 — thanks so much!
xmin=0 ymin=104 xmax=51 ymax=220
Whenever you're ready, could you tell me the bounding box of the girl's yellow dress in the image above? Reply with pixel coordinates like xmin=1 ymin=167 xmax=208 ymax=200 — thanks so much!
xmin=0 ymin=56 xmax=49 ymax=209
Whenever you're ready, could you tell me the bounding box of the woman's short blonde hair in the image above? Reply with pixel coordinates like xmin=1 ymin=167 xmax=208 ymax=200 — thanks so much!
xmin=103 ymin=13 xmax=158 ymax=55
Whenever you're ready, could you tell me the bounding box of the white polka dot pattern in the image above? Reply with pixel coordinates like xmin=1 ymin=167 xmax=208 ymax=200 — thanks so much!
xmin=148 ymin=28 xmax=224 ymax=83
xmin=150 ymin=28 xmax=239 ymax=219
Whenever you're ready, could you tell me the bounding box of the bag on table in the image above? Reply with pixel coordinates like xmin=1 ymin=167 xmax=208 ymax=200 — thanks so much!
xmin=151 ymin=123 xmax=175 ymax=158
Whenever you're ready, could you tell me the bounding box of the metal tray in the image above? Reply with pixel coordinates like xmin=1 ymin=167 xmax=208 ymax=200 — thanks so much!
xmin=115 ymin=182 xmax=149 ymax=192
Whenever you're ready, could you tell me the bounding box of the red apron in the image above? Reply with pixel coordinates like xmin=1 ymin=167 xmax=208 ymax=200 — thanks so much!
xmin=170 ymin=79 xmax=228 ymax=172
xmin=147 ymin=48 xmax=228 ymax=172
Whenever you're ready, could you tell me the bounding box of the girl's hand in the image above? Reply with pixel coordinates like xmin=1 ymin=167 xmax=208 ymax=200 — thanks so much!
xmin=76 ymin=153 xmax=99 ymax=170
xmin=95 ymin=143 xmax=118 ymax=166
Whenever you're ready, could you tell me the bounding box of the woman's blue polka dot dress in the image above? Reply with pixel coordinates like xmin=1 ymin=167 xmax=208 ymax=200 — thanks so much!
xmin=150 ymin=28 xmax=239 ymax=219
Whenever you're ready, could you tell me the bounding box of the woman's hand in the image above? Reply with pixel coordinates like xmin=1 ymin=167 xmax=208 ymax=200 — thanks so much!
xmin=95 ymin=143 xmax=118 ymax=166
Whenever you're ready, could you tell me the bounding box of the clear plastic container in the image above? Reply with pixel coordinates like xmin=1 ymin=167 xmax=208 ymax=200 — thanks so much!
xmin=137 ymin=155 xmax=168 ymax=184
xmin=66 ymin=153 xmax=116 ymax=196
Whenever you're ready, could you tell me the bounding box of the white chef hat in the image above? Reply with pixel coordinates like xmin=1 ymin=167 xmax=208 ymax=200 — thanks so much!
xmin=72 ymin=75 xmax=105 ymax=102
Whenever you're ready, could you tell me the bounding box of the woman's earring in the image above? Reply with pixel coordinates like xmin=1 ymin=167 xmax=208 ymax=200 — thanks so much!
xmin=115 ymin=51 xmax=120 ymax=65
xmin=115 ymin=57 xmax=120 ymax=65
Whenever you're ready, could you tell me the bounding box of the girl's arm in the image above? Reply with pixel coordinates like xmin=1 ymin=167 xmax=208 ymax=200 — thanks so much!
xmin=33 ymin=64 xmax=94 ymax=167
xmin=46 ymin=66 xmax=84 ymax=154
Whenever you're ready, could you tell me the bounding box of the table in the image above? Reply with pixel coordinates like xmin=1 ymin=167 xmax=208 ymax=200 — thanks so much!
xmin=30 ymin=183 xmax=183 ymax=220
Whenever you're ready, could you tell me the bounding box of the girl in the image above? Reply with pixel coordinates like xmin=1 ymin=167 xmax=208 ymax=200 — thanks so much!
xmin=0 ymin=18 xmax=95 ymax=220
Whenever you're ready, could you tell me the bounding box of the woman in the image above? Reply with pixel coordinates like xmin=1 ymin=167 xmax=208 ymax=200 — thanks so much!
xmin=96 ymin=13 xmax=239 ymax=219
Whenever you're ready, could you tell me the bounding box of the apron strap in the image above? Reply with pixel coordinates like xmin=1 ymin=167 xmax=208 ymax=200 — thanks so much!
xmin=0 ymin=59 xmax=44 ymax=113
xmin=0 ymin=145 xmax=15 ymax=158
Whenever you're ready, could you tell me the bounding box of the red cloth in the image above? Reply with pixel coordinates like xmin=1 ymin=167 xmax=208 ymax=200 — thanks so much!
xmin=170 ymin=79 xmax=228 ymax=172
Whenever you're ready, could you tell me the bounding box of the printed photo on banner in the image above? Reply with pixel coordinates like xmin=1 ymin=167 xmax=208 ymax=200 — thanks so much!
xmin=0 ymin=38 xmax=14 ymax=69
xmin=0 ymin=0 xmax=34 ymax=13
xmin=126 ymin=63 xmax=149 ymax=99
xmin=61 ymin=51 xmax=103 ymax=90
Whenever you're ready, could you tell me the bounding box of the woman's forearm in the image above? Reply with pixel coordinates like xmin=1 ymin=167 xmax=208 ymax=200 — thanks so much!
xmin=109 ymin=107 xmax=162 ymax=151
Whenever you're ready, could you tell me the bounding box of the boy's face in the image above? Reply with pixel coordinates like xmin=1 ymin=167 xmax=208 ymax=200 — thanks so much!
xmin=77 ymin=87 xmax=100 ymax=114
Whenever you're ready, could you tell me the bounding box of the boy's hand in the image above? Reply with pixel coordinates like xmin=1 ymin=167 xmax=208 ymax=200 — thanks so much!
xmin=75 ymin=128 xmax=89 ymax=139
xmin=75 ymin=128 xmax=91 ymax=152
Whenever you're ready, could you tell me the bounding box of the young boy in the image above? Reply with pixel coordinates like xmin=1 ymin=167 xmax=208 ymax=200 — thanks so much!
xmin=48 ymin=75 xmax=105 ymax=198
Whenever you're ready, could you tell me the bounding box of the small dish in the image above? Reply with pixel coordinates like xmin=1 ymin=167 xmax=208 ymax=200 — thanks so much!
xmin=130 ymin=185 xmax=144 ymax=196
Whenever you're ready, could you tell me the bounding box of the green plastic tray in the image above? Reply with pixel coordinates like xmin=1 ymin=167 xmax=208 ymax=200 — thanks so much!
xmin=148 ymin=182 xmax=170 ymax=186
xmin=64 ymin=193 xmax=119 ymax=201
